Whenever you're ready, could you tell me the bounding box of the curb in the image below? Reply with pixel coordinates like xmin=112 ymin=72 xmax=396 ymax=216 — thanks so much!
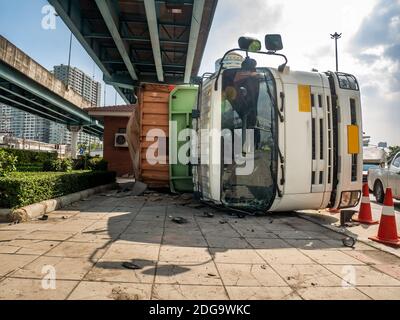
xmin=297 ymin=212 xmax=400 ymax=259
xmin=2 ymin=183 xmax=117 ymax=223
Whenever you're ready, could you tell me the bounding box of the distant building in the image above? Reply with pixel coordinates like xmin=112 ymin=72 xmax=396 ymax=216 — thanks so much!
xmin=215 ymin=52 xmax=244 ymax=72
xmin=53 ymin=65 xmax=101 ymax=106
xmin=0 ymin=65 xmax=102 ymax=147
xmin=0 ymin=105 xmax=50 ymax=143
xmin=378 ymin=142 xmax=388 ymax=148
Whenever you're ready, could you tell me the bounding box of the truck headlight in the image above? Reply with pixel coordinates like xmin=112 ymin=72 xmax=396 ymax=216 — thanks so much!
xmin=339 ymin=191 xmax=361 ymax=209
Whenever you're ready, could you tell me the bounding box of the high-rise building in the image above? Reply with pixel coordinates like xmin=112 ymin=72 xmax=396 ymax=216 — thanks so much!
xmin=0 ymin=104 xmax=50 ymax=143
xmin=53 ymin=65 xmax=101 ymax=106
xmin=0 ymin=65 xmax=102 ymax=147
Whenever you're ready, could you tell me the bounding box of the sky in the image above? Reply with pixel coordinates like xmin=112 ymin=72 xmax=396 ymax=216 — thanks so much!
xmin=0 ymin=0 xmax=399 ymax=146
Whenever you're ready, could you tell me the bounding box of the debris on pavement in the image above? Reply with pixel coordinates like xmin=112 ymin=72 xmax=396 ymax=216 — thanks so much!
xmin=170 ymin=217 xmax=188 ymax=224
xmin=219 ymin=219 xmax=228 ymax=224
xmin=203 ymin=212 xmax=214 ymax=218
xmin=122 ymin=262 xmax=142 ymax=270
xmin=110 ymin=287 xmax=139 ymax=300
xmin=342 ymin=236 xmax=356 ymax=248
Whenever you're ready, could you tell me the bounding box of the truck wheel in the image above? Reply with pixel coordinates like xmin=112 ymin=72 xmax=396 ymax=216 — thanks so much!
xmin=374 ymin=181 xmax=385 ymax=203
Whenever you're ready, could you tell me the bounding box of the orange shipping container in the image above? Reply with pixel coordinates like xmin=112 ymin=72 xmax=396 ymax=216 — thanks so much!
xmin=127 ymin=83 xmax=173 ymax=188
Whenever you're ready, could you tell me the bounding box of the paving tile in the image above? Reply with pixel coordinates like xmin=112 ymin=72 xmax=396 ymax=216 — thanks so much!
xmin=19 ymin=230 xmax=75 ymax=241
xmin=102 ymin=243 xmax=160 ymax=261
xmin=325 ymin=265 xmax=400 ymax=286
xmin=210 ymin=248 xmax=265 ymax=264
xmin=160 ymin=246 xmax=212 ymax=263
xmin=297 ymin=287 xmax=370 ymax=300
xmin=342 ymin=250 xmax=400 ymax=265
xmin=226 ymin=286 xmax=300 ymax=300
xmin=272 ymin=264 xmax=344 ymax=288
xmin=263 ymin=223 xmax=296 ymax=232
xmin=162 ymin=234 xmax=207 ymax=247
xmin=257 ymin=249 xmax=314 ymax=265
xmin=152 ymin=284 xmax=228 ymax=300
xmin=0 ymin=278 xmax=78 ymax=300
xmin=118 ymin=232 xmax=163 ymax=245
xmin=357 ymin=287 xmax=400 ymax=300
xmin=155 ymin=261 xmax=222 ymax=285
xmin=373 ymin=264 xmax=400 ymax=281
xmin=68 ymin=232 xmax=115 ymax=243
xmin=68 ymin=281 xmax=152 ymax=300
xmin=12 ymin=256 xmax=94 ymax=280
xmin=0 ymin=253 xmax=38 ymax=277
xmin=41 ymin=221 xmax=95 ymax=233
xmin=123 ymin=226 xmax=164 ymax=236
xmin=84 ymin=259 xmax=155 ymax=283
xmin=205 ymin=237 xmax=251 ymax=249
xmin=301 ymin=250 xmax=365 ymax=265
xmin=4 ymin=239 xmax=60 ymax=255
xmin=45 ymin=241 xmax=108 ymax=259
xmin=217 ymin=263 xmax=286 ymax=287
xmin=284 ymin=239 xmax=330 ymax=250
xmin=274 ymin=230 xmax=313 ymax=239
xmin=247 ymin=238 xmax=291 ymax=249
xmin=322 ymin=239 xmax=378 ymax=251
xmin=0 ymin=244 xmax=20 ymax=254
xmin=0 ymin=230 xmax=27 ymax=241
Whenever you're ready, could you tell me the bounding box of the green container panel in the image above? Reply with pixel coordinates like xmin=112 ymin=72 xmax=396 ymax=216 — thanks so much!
xmin=169 ymin=86 xmax=198 ymax=193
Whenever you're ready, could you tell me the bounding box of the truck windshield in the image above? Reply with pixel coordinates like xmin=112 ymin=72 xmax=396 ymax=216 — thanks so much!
xmin=220 ymin=67 xmax=278 ymax=211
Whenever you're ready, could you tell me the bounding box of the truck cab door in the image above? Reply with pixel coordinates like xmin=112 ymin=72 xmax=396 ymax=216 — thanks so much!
xmin=388 ymin=153 xmax=400 ymax=198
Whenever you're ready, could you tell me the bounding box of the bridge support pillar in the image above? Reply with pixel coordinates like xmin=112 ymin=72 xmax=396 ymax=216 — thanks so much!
xmin=68 ymin=125 xmax=82 ymax=159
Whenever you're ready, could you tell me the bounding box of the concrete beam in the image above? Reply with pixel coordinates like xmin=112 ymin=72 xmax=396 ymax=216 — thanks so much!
xmin=184 ymin=0 xmax=205 ymax=83
xmin=144 ymin=0 xmax=164 ymax=82
xmin=95 ymin=0 xmax=138 ymax=82
xmin=49 ymin=0 xmax=132 ymax=105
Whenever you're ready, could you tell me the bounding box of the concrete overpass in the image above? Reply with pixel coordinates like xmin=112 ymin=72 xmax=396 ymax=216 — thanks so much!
xmin=0 ymin=36 xmax=104 ymax=137
xmin=49 ymin=0 xmax=218 ymax=104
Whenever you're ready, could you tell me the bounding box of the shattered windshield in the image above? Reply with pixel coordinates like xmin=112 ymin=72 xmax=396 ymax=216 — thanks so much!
xmin=221 ymin=67 xmax=278 ymax=211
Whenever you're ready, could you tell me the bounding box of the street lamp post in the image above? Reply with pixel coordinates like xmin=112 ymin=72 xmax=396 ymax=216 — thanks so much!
xmin=330 ymin=32 xmax=342 ymax=72
xmin=66 ymin=32 xmax=73 ymax=88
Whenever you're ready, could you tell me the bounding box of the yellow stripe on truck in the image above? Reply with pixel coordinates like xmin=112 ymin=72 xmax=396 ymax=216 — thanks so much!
xmin=298 ymin=85 xmax=311 ymax=112
xmin=347 ymin=125 xmax=360 ymax=154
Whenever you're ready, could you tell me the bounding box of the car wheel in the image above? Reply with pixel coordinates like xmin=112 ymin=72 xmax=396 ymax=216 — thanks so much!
xmin=374 ymin=181 xmax=385 ymax=203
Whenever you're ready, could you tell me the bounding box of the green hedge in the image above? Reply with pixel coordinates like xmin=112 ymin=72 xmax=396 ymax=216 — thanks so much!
xmin=1 ymin=148 xmax=57 ymax=165
xmin=0 ymin=171 xmax=116 ymax=209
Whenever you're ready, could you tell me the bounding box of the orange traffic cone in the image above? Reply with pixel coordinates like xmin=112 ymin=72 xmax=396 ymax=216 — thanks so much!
xmin=369 ymin=188 xmax=400 ymax=247
xmin=352 ymin=184 xmax=378 ymax=224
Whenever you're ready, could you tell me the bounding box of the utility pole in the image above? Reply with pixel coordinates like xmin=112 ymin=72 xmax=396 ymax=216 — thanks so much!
xmin=330 ymin=32 xmax=342 ymax=72
xmin=66 ymin=32 xmax=73 ymax=88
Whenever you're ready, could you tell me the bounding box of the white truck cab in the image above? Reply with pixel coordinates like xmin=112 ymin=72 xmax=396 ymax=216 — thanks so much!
xmin=192 ymin=35 xmax=363 ymax=213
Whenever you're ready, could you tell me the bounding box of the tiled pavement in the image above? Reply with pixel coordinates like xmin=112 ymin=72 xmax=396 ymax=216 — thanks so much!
xmin=0 ymin=192 xmax=400 ymax=300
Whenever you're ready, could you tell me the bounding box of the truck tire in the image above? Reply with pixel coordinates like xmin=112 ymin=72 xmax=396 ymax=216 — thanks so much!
xmin=373 ymin=180 xmax=385 ymax=204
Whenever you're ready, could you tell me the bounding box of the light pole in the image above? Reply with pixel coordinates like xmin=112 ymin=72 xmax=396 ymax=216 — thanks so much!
xmin=66 ymin=32 xmax=73 ymax=88
xmin=330 ymin=32 xmax=342 ymax=72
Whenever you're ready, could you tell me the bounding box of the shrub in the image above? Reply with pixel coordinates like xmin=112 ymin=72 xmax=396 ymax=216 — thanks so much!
xmin=0 ymin=149 xmax=18 ymax=177
xmin=87 ymin=157 xmax=108 ymax=171
xmin=73 ymin=155 xmax=108 ymax=171
xmin=0 ymin=171 xmax=116 ymax=208
xmin=72 ymin=155 xmax=88 ymax=170
xmin=15 ymin=164 xmax=43 ymax=172
xmin=43 ymin=158 xmax=73 ymax=172
xmin=1 ymin=148 xmax=57 ymax=165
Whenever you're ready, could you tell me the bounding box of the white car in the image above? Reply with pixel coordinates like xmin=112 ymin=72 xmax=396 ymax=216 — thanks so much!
xmin=368 ymin=152 xmax=400 ymax=203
